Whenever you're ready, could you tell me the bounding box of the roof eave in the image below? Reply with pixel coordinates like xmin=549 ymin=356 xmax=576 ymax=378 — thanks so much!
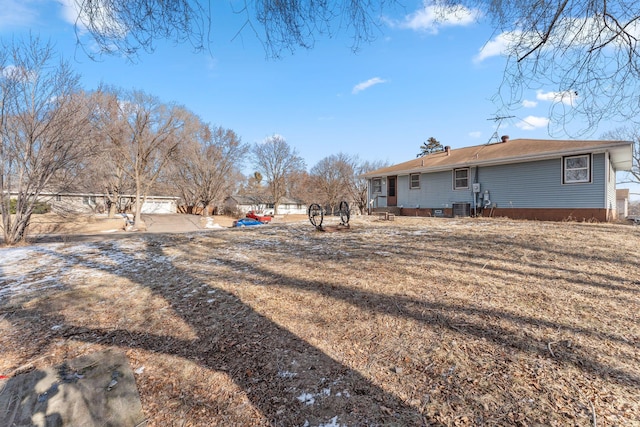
xmin=363 ymin=142 xmax=633 ymax=177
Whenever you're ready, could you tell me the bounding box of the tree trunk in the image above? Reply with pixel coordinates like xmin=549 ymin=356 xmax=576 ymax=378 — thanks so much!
xmin=108 ymin=201 xmax=118 ymax=218
xmin=133 ymin=178 xmax=147 ymax=231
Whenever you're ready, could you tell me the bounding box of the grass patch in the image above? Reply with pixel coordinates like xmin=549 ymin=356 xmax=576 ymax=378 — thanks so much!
xmin=1 ymin=216 xmax=638 ymax=425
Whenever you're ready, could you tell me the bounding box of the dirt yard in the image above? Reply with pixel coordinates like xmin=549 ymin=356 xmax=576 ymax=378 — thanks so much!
xmin=1 ymin=215 xmax=639 ymax=426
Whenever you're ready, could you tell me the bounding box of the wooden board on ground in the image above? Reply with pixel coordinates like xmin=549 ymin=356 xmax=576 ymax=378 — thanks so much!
xmin=0 ymin=350 xmax=145 ymax=426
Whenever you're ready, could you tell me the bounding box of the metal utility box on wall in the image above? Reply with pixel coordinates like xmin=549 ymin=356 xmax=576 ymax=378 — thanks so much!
xmin=472 ymin=183 xmax=481 ymax=193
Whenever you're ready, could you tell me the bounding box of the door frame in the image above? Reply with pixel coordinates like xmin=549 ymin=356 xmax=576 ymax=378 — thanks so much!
xmin=387 ymin=176 xmax=397 ymax=207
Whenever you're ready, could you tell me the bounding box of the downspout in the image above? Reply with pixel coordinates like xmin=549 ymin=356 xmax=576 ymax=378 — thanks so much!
xmin=604 ymin=150 xmax=615 ymax=222
xmin=367 ymin=178 xmax=371 ymax=215
xmin=473 ymin=167 xmax=479 ymax=217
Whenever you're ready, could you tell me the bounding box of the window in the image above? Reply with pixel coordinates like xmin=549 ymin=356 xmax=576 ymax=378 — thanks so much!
xmin=410 ymin=173 xmax=420 ymax=189
xmin=453 ymin=168 xmax=469 ymax=190
xmin=563 ymin=154 xmax=591 ymax=184
xmin=372 ymin=178 xmax=382 ymax=193
xmin=55 ymin=195 xmax=62 ymax=202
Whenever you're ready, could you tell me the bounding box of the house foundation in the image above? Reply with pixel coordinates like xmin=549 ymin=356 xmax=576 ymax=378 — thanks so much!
xmin=376 ymin=207 xmax=614 ymax=222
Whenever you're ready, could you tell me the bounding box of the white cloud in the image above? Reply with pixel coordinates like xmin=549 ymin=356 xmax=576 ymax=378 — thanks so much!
xmin=59 ymin=0 xmax=126 ymax=37
xmin=475 ymin=15 xmax=640 ymax=65
xmin=59 ymin=0 xmax=80 ymax=26
xmin=352 ymin=77 xmax=387 ymax=94
xmin=392 ymin=2 xmax=479 ymax=34
xmin=257 ymin=133 xmax=289 ymax=146
xmin=2 ymin=65 xmax=37 ymax=83
xmin=522 ymin=99 xmax=538 ymax=108
xmin=1 ymin=65 xmax=18 ymax=78
xmin=473 ymin=31 xmax=518 ymax=62
xmin=536 ymin=89 xmax=578 ymax=106
xmin=0 ymin=0 xmax=38 ymax=28
xmin=516 ymin=116 xmax=549 ymax=130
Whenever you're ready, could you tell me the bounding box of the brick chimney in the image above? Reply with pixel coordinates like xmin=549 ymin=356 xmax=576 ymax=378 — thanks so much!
xmin=445 ymin=146 xmax=451 ymax=155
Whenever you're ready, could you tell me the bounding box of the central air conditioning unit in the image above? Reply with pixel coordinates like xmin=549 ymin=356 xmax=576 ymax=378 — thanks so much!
xmin=452 ymin=202 xmax=471 ymax=217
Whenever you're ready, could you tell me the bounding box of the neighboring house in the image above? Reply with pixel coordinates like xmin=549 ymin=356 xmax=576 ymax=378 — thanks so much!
xmin=616 ymin=189 xmax=629 ymax=219
xmin=136 ymin=196 xmax=180 ymax=214
xmin=274 ymin=197 xmax=308 ymax=215
xmin=8 ymin=192 xmax=179 ymax=214
xmin=362 ymin=136 xmax=633 ymax=222
xmin=224 ymin=195 xmax=307 ymax=215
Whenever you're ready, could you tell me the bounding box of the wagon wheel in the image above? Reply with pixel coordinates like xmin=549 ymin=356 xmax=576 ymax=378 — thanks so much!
xmin=308 ymin=203 xmax=324 ymax=227
xmin=338 ymin=200 xmax=350 ymax=225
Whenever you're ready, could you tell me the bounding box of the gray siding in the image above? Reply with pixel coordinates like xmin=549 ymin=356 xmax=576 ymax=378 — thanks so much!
xmin=476 ymin=154 xmax=605 ymax=208
xmin=399 ymin=170 xmax=474 ymax=209
xmin=395 ymin=153 xmax=609 ymax=209
xmin=369 ymin=178 xmax=388 ymax=208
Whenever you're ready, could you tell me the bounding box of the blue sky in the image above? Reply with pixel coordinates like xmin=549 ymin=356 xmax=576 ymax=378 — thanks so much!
xmin=1 ymin=0 xmax=638 ymax=198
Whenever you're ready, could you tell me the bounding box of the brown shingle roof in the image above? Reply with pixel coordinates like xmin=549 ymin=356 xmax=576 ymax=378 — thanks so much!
xmin=362 ymin=138 xmax=633 ymax=177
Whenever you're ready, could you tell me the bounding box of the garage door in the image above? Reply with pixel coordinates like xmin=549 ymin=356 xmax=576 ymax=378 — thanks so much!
xmin=141 ymin=200 xmax=175 ymax=214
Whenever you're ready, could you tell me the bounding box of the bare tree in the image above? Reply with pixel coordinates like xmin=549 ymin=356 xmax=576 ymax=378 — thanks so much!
xmin=0 ymin=37 xmax=91 ymax=245
xmin=454 ymin=0 xmax=640 ymax=133
xmin=69 ymin=1 xmax=394 ymax=59
xmin=94 ymin=88 xmax=186 ymax=228
xmin=286 ymin=170 xmax=315 ymax=206
xmin=169 ymin=122 xmax=248 ymax=216
xmin=86 ymin=90 xmax=135 ymax=217
xmin=350 ymin=159 xmax=390 ymax=215
xmin=252 ymin=134 xmax=305 ymax=214
xmin=310 ymin=153 xmax=355 ymax=214
xmin=70 ymin=1 xmax=640 ymax=130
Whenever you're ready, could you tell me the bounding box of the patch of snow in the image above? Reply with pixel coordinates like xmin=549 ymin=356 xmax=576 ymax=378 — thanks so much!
xmin=204 ymin=217 xmax=224 ymax=229
xmin=297 ymin=393 xmax=315 ymax=405
xmin=319 ymin=416 xmax=344 ymax=427
xmin=277 ymin=370 xmax=297 ymax=379
xmin=303 ymin=416 xmax=345 ymax=427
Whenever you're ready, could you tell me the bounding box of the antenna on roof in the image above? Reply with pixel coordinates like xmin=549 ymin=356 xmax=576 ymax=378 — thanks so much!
xmin=486 ymin=116 xmax=515 ymax=144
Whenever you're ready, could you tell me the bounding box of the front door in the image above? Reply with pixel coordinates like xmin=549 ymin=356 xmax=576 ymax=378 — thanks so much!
xmin=387 ymin=176 xmax=397 ymax=207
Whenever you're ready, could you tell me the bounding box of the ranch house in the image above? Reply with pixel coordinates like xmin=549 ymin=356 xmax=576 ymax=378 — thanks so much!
xmin=224 ymin=195 xmax=307 ymax=215
xmin=362 ymin=136 xmax=633 ymax=222
xmin=8 ymin=192 xmax=179 ymax=215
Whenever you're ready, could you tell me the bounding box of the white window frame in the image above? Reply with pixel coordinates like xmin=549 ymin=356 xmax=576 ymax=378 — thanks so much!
xmin=453 ymin=168 xmax=469 ymax=190
xmin=563 ymin=154 xmax=591 ymax=184
xmin=410 ymin=173 xmax=420 ymax=189
xmin=372 ymin=178 xmax=382 ymax=193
